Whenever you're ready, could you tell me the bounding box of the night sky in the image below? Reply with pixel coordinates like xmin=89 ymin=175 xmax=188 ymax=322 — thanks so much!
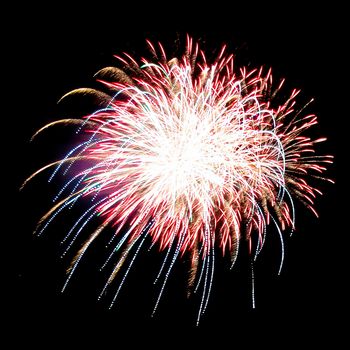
xmin=8 ymin=4 xmax=343 ymax=347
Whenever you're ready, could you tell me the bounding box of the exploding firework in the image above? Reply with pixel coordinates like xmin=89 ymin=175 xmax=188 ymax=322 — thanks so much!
xmin=23 ymin=36 xmax=333 ymax=324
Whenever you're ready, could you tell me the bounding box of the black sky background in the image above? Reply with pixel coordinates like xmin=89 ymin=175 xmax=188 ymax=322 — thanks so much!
xmin=7 ymin=3 xmax=344 ymax=348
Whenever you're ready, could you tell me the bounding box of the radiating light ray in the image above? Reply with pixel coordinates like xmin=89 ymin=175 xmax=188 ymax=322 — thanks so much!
xmin=107 ymin=221 xmax=153 ymax=308
xmin=153 ymin=232 xmax=176 ymax=284
xmin=36 ymin=194 xmax=83 ymax=236
xmin=251 ymin=261 xmax=256 ymax=309
xmin=60 ymin=197 xmax=107 ymax=244
xmin=271 ymin=216 xmax=285 ymax=275
xmin=197 ymin=232 xmax=215 ymax=325
xmin=151 ymin=230 xmax=186 ymax=317
xmin=62 ymin=222 xmax=109 ymax=292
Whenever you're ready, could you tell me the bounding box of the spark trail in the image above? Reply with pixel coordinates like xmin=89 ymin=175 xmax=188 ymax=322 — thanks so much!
xmin=23 ymin=36 xmax=333 ymax=323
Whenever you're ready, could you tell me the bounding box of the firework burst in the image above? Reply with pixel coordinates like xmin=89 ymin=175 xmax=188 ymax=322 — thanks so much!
xmin=23 ymin=36 xmax=333 ymax=324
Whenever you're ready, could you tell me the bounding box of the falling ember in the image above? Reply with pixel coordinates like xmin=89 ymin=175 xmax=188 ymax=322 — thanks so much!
xmin=23 ymin=36 xmax=333 ymax=324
